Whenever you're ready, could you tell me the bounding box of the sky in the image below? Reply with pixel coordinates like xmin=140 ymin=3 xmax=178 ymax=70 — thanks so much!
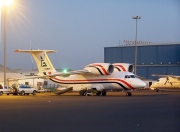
xmin=0 ymin=0 xmax=180 ymax=70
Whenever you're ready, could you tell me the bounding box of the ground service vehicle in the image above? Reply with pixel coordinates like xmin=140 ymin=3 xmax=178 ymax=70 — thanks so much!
xmin=36 ymin=86 xmax=47 ymax=93
xmin=12 ymin=84 xmax=37 ymax=96
xmin=0 ymin=84 xmax=13 ymax=95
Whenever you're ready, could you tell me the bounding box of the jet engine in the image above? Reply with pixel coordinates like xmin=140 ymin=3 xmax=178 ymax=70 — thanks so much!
xmin=84 ymin=63 xmax=114 ymax=75
xmin=112 ymin=63 xmax=134 ymax=73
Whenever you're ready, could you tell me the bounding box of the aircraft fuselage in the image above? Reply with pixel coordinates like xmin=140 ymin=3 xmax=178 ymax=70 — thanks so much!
xmin=50 ymin=72 xmax=146 ymax=91
xmin=150 ymin=77 xmax=180 ymax=90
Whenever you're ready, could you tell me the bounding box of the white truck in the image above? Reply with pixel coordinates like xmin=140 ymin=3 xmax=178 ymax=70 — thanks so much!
xmin=0 ymin=84 xmax=13 ymax=95
xmin=12 ymin=84 xmax=37 ymax=96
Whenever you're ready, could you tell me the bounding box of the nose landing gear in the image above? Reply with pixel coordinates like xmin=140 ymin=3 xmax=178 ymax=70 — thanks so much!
xmin=126 ymin=92 xmax=132 ymax=96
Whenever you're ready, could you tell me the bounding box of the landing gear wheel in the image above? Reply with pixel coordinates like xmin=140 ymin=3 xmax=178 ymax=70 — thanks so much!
xmin=102 ymin=90 xmax=106 ymax=96
xmin=20 ymin=91 xmax=25 ymax=96
xmin=0 ymin=91 xmax=3 ymax=96
xmin=126 ymin=92 xmax=132 ymax=96
xmin=32 ymin=91 xmax=36 ymax=95
xmin=96 ymin=92 xmax=101 ymax=96
xmin=156 ymin=89 xmax=159 ymax=92
xmin=79 ymin=90 xmax=85 ymax=96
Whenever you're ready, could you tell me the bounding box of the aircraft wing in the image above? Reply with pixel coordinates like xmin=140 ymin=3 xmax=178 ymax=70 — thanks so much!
xmin=8 ymin=70 xmax=90 ymax=81
xmin=152 ymin=74 xmax=180 ymax=79
xmin=135 ymin=75 xmax=146 ymax=79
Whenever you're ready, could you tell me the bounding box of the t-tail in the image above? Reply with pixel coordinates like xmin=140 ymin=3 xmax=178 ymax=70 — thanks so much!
xmin=14 ymin=50 xmax=57 ymax=75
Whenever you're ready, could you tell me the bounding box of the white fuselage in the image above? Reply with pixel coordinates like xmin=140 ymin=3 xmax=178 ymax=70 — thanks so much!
xmin=49 ymin=72 xmax=146 ymax=91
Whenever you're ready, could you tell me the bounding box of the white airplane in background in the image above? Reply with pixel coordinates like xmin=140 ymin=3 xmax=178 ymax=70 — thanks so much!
xmin=8 ymin=49 xmax=146 ymax=96
xmin=150 ymin=74 xmax=180 ymax=92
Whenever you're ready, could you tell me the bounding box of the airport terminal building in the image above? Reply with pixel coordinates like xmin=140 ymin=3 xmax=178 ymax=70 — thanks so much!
xmin=104 ymin=42 xmax=180 ymax=80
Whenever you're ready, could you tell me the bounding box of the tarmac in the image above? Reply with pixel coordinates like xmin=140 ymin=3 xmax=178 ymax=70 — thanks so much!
xmin=0 ymin=90 xmax=180 ymax=132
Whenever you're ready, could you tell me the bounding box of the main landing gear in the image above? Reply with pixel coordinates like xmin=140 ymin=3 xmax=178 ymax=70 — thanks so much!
xmin=79 ymin=90 xmax=106 ymax=96
xmin=79 ymin=89 xmax=132 ymax=96
xmin=155 ymin=89 xmax=159 ymax=92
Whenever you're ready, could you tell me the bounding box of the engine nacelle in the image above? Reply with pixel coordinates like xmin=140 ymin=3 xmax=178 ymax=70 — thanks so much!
xmin=84 ymin=63 xmax=114 ymax=75
xmin=112 ymin=63 xmax=134 ymax=73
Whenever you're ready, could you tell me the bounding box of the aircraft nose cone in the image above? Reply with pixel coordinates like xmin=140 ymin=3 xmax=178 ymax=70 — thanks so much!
xmin=134 ymin=80 xmax=146 ymax=89
xmin=140 ymin=81 xmax=146 ymax=88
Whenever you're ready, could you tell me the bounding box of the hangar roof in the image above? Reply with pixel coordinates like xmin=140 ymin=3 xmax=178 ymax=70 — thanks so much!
xmin=0 ymin=73 xmax=25 ymax=81
xmin=0 ymin=64 xmax=17 ymax=73
xmin=106 ymin=42 xmax=180 ymax=48
xmin=0 ymin=64 xmax=25 ymax=82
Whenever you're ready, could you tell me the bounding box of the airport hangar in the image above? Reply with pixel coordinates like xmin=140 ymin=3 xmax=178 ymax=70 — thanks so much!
xmin=0 ymin=64 xmax=44 ymax=87
xmin=0 ymin=64 xmax=59 ymax=88
xmin=104 ymin=42 xmax=180 ymax=80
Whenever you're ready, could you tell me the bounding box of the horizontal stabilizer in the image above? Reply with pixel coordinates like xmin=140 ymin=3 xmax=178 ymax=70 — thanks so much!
xmin=14 ymin=49 xmax=56 ymax=53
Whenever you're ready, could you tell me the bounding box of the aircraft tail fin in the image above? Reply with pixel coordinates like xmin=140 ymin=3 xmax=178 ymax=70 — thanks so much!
xmin=15 ymin=50 xmax=57 ymax=75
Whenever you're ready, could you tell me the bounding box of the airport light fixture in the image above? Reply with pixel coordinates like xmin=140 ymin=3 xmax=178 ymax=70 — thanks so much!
xmin=63 ymin=69 xmax=68 ymax=73
xmin=132 ymin=16 xmax=141 ymax=75
xmin=1 ymin=0 xmax=14 ymax=85
xmin=0 ymin=0 xmax=14 ymax=6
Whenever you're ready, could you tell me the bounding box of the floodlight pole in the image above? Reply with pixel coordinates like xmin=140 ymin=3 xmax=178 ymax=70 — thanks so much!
xmin=132 ymin=16 xmax=141 ymax=75
xmin=3 ymin=7 xmax=7 ymax=86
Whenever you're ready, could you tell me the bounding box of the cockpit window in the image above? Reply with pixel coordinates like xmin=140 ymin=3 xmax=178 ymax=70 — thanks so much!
xmin=130 ymin=75 xmax=135 ymax=78
xmin=125 ymin=75 xmax=130 ymax=78
xmin=125 ymin=75 xmax=136 ymax=78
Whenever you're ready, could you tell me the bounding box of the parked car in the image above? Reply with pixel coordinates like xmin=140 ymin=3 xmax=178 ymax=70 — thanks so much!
xmin=12 ymin=84 xmax=37 ymax=96
xmin=36 ymin=86 xmax=47 ymax=93
xmin=0 ymin=84 xmax=13 ymax=95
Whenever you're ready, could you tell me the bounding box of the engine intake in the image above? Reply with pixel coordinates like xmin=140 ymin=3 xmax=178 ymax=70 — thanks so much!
xmin=112 ymin=63 xmax=134 ymax=73
xmin=84 ymin=63 xmax=114 ymax=75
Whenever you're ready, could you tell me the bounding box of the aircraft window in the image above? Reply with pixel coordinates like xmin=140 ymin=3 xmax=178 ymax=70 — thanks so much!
xmin=125 ymin=75 xmax=135 ymax=78
xmin=130 ymin=75 xmax=135 ymax=78
xmin=125 ymin=75 xmax=130 ymax=78
xmin=19 ymin=85 xmax=31 ymax=88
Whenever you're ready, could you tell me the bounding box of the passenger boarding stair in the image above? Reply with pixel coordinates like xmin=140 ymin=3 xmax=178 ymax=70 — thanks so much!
xmin=54 ymin=87 xmax=73 ymax=95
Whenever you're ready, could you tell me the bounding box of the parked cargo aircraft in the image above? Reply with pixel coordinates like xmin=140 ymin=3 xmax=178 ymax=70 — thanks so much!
xmin=150 ymin=74 xmax=180 ymax=92
xmin=8 ymin=50 xmax=146 ymax=96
